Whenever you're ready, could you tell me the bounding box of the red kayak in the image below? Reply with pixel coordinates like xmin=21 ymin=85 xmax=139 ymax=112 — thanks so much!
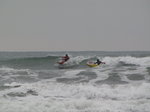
xmin=58 ymin=57 xmax=69 ymax=65
xmin=58 ymin=60 xmax=66 ymax=64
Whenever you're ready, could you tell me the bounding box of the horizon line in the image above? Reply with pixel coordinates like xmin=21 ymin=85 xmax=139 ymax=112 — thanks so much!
xmin=0 ymin=50 xmax=150 ymax=52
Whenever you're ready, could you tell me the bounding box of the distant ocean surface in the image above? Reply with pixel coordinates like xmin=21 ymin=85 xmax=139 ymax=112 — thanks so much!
xmin=0 ymin=51 xmax=150 ymax=112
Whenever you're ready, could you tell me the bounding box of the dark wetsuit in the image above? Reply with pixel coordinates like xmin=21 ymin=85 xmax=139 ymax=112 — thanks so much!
xmin=62 ymin=55 xmax=69 ymax=61
xmin=95 ymin=59 xmax=102 ymax=65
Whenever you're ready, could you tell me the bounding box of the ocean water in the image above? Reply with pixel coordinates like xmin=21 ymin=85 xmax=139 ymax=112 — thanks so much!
xmin=0 ymin=51 xmax=150 ymax=112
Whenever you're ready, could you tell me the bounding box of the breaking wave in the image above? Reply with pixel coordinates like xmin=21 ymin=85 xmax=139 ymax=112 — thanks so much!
xmin=0 ymin=55 xmax=150 ymax=69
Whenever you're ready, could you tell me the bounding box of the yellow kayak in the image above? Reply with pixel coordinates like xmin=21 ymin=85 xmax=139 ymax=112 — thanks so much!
xmin=86 ymin=62 xmax=99 ymax=67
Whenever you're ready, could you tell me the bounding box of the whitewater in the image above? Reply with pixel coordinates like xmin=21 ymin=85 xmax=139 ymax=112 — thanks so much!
xmin=0 ymin=51 xmax=150 ymax=112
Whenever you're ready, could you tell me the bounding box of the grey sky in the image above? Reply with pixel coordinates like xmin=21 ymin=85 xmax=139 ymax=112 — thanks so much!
xmin=0 ymin=0 xmax=150 ymax=51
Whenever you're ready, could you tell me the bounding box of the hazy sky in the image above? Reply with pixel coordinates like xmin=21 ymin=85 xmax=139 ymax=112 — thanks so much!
xmin=0 ymin=0 xmax=150 ymax=51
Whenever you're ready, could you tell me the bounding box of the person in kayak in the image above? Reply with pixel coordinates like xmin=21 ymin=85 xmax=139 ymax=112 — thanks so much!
xmin=62 ymin=54 xmax=70 ymax=62
xmin=95 ymin=59 xmax=102 ymax=65
xmin=58 ymin=54 xmax=70 ymax=65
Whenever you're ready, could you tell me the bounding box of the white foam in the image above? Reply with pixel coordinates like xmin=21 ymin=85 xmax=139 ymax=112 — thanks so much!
xmin=0 ymin=67 xmax=33 ymax=76
xmin=91 ymin=69 xmax=109 ymax=82
xmin=117 ymin=66 xmax=149 ymax=83
xmin=0 ymin=67 xmax=39 ymax=78
xmin=4 ymin=82 xmax=22 ymax=87
xmin=103 ymin=56 xmax=150 ymax=66
xmin=0 ymin=67 xmax=30 ymax=72
xmin=1 ymin=81 xmax=150 ymax=112
xmin=0 ymin=97 xmax=150 ymax=112
xmin=65 ymin=69 xmax=85 ymax=77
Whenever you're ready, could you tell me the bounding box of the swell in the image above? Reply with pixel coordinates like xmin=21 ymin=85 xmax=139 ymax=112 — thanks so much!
xmin=0 ymin=56 xmax=150 ymax=69
xmin=0 ymin=56 xmax=59 ymax=69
